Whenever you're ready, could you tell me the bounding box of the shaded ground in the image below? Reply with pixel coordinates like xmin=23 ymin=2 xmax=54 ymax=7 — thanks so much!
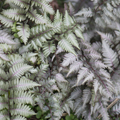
xmin=27 ymin=116 xmax=37 ymax=120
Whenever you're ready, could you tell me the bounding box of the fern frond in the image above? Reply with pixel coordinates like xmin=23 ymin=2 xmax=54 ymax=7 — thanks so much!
xmin=55 ymin=73 xmax=68 ymax=82
xmin=74 ymin=8 xmax=93 ymax=17
xmin=93 ymin=79 xmax=100 ymax=95
xmin=82 ymin=72 xmax=94 ymax=85
xmin=0 ymin=49 xmax=10 ymax=61
xmin=95 ymin=17 xmax=106 ymax=28
xmin=0 ymin=14 xmax=14 ymax=27
xmin=76 ymin=67 xmax=89 ymax=85
xmin=96 ymin=31 xmax=113 ymax=45
xmin=32 ymin=0 xmax=54 ymax=15
xmin=74 ymin=101 xmax=84 ymax=117
xmin=67 ymin=61 xmax=83 ymax=77
xmin=99 ymin=106 xmax=109 ymax=120
xmin=0 ymin=68 xmax=7 ymax=79
xmin=0 ymin=81 xmax=8 ymax=95
xmin=67 ymin=32 xmax=80 ymax=49
xmin=11 ymin=104 xmax=36 ymax=117
xmin=5 ymin=0 xmax=30 ymax=8
xmin=58 ymin=38 xmax=76 ymax=55
xmin=69 ymin=87 xmax=81 ymax=100
xmin=102 ymin=40 xmax=119 ymax=70
xmin=106 ymin=3 xmax=113 ymax=11
xmin=2 ymin=9 xmax=25 ymax=21
xmin=10 ymin=77 xmax=40 ymax=90
xmin=17 ymin=23 xmax=30 ymax=44
xmin=11 ymin=91 xmax=34 ymax=104
xmin=94 ymin=60 xmax=107 ymax=69
xmin=19 ymin=44 xmax=31 ymax=54
xmin=103 ymin=7 xmax=116 ymax=21
xmin=74 ymin=27 xmax=84 ymax=40
xmin=63 ymin=103 xmax=70 ymax=115
xmin=9 ymin=63 xmax=33 ymax=79
xmin=27 ymin=10 xmax=47 ymax=24
xmin=42 ymin=41 xmax=56 ymax=57
xmin=82 ymin=88 xmax=91 ymax=108
xmin=64 ymin=11 xmax=74 ymax=27
xmin=62 ymin=53 xmax=78 ymax=67
xmin=0 ymin=30 xmax=16 ymax=44
xmin=9 ymin=54 xmax=24 ymax=66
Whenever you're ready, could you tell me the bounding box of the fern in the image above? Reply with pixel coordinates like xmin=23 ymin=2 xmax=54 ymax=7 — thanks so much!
xmin=1 ymin=0 xmax=120 ymax=120
xmin=62 ymin=0 xmax=120 ymax=119
xmin=17 ymin=23 xmax=30 ymax=44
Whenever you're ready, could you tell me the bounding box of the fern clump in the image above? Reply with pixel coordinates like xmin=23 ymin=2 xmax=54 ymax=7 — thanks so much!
xmin=1 ymin=0 xmax=120 ymax=120
xmin=60 ymin=0 xmax=120 ymax=119
xmin=0 ymin=0 xmax=84 ymax=120
xmin=0 ymin=29 xmax=40 ymax=120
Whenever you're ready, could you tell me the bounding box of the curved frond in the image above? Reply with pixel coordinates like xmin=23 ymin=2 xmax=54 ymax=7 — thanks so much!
xmin=11 ymin=104 xmax=36 ymax=117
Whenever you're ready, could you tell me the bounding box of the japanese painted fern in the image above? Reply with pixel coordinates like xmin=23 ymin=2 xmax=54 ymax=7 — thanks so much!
xmin=0 ymin=0 xmax=83 ymax=120
xmin=1 ymin=0 xmax=120 ymax=120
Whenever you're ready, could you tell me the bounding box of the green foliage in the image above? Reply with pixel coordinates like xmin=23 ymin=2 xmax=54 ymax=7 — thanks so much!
xmin=57 ymin=0 xmax=65 ymax=7
xmin=65 ymin=114 xmax=79 ymax=120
